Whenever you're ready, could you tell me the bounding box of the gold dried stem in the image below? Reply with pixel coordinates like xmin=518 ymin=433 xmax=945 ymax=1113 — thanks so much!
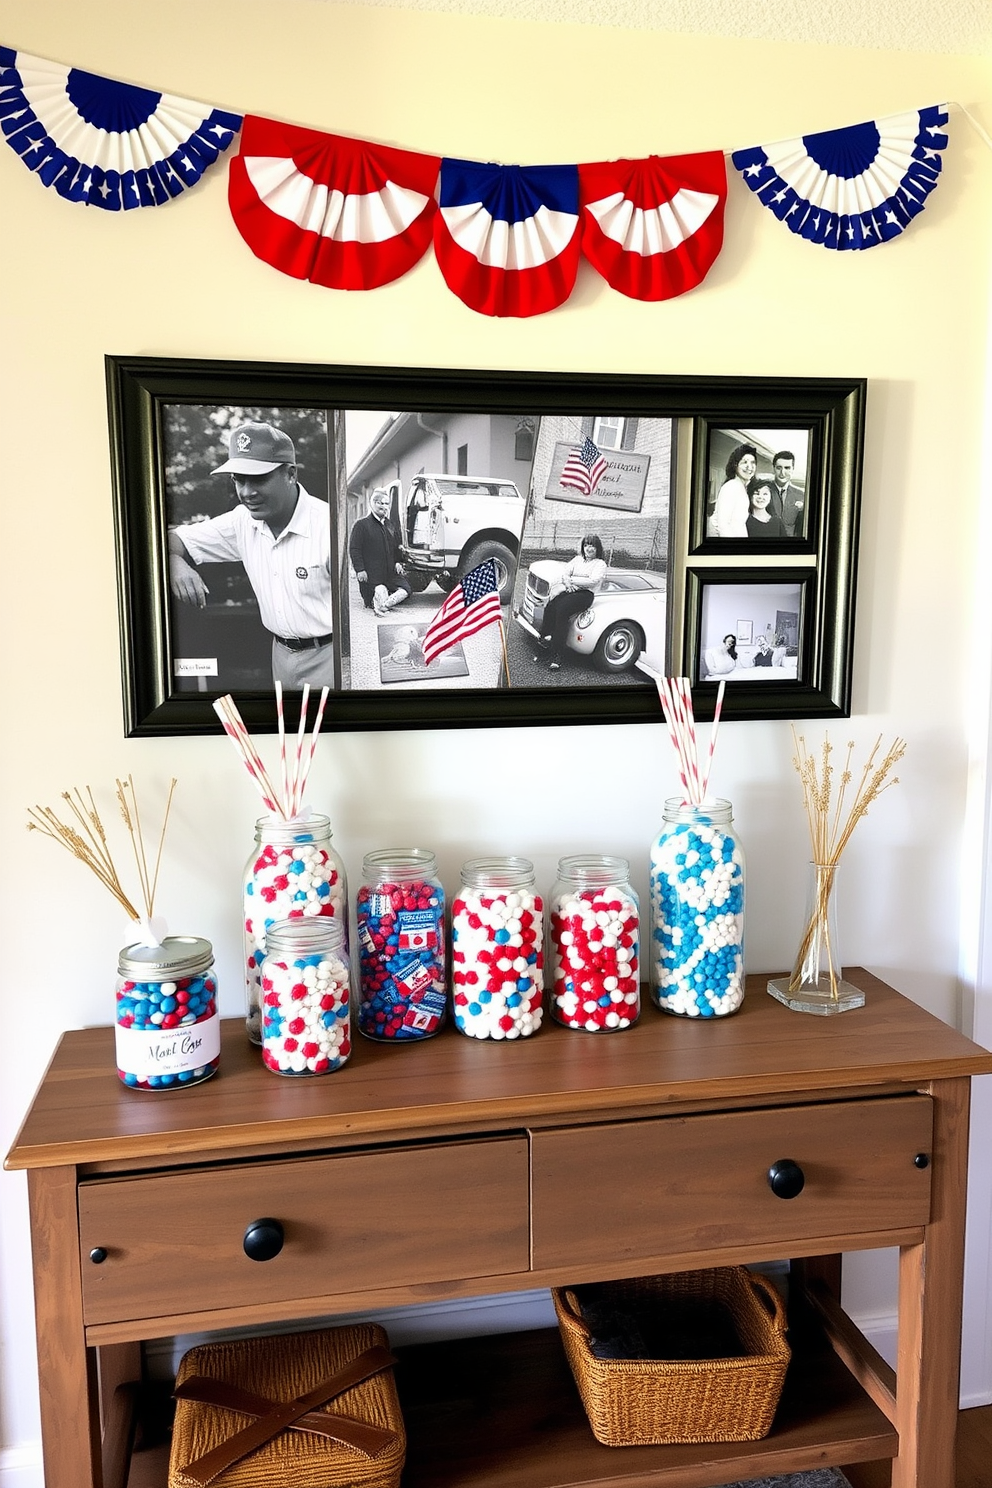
xmin=787 ymin=730 xmax=906 ymax=997
xmin=27 ymin=780 xmax=177 ymax=923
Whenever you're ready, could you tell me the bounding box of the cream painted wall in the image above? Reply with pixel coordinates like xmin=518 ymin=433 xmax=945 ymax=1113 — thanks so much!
xmin=2 ymin=0 xmax=992 ymax=1471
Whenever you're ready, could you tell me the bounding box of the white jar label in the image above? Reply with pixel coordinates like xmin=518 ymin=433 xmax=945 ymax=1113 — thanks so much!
xmin=114 ymin=1015 xmax=221 ymax=1078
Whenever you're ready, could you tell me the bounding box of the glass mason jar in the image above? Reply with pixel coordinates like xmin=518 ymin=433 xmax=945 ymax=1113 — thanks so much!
xmin=649 ymin=798 xmax=745 ymax=1017
xmin=260 ymin=918 xmax=351 ymax=1074
xmin=115 ymin=936 xmax=220 ymax=1089
xmin=355 ymin=849 xmax=446 ymax=1041
xmin=548 ymin=855 xmax=640 ymax=1031
xmin=451 ymin=856 xmax=544 ymax=1039
xmin=242 ymin=813 xmax=347 ymax=1045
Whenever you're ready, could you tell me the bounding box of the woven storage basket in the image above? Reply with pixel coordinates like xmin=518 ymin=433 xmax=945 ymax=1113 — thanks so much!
xmin=168 ymin=1323 xmax=405 ymax=1488
xmin=552 ymin=1267 xmax=790 ymax=1446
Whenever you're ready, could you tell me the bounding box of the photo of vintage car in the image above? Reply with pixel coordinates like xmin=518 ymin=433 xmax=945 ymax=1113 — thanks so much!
xmin=514 ymin=558 xmax=666 ymax=674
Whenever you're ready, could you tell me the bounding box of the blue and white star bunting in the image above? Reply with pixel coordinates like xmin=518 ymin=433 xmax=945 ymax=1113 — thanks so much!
xmin=0 ymin=45 xmax=241 ymax=209
xmin=731 ymin=105 xmax=949 ymax=251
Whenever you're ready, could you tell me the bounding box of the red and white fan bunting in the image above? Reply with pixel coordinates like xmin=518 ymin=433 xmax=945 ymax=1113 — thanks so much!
xmin=228 ymin=115 xmax=440 ymax=289
xmin=578 ymin=152 xmax=726 ymax=301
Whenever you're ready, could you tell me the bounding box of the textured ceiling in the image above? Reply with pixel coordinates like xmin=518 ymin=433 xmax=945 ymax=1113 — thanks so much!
xmin=308 ymin=0 xmax=992 ymax=55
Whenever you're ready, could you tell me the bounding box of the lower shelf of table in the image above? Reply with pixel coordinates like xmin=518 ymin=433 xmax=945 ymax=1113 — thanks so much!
xmin=127 ymin=1315 xmax=897 ymax=1488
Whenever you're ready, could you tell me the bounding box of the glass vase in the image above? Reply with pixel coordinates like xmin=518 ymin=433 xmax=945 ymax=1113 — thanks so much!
xmin=767 ymin=860 xmax=865 ymax=1015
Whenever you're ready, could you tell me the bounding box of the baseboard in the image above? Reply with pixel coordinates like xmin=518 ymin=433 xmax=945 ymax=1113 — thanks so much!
xmin=0 ymin=1443 xmax=42 ymax=1488
xmin=145 ymin=1286 xmax=560 ymax=1377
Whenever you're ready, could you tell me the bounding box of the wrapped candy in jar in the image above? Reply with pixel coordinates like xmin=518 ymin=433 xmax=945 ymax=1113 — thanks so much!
xmin=649 ymin=798 xmax=745 ymax=1017
xmin=549 ymin=855 xmax=640 ymax=1031
xmin=115 ymin=936 xmax=220 ymax=1089
xmin=243 ymin=813 xmax=347 ymax=1045
xmin=451 ymin=857 xmax=544 ymax=1040
xmin=356 ymin=849 xmax=446 ymax=1041
xmin=260 ymin=918 xmax=351 ymax=1075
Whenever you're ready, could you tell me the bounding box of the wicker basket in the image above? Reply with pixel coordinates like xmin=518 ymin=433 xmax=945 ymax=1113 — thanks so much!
xmin=552 ymin=1267 xmax=790 ymax=1446
xmin=168 ymin=1323 xmax=405 ymax=1488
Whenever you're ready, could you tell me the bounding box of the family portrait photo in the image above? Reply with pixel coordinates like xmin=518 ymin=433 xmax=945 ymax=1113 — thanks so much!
xmin=703 ymin=427 xmax=812 ymax=544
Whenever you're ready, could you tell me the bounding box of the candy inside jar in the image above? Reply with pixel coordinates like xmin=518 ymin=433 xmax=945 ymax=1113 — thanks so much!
xmin=260 ymin=918 xmax=351 ymax=1075
xmin=549 ymin=855 xmax=639 ymax=1031
xmin=242 ymin=813 xmax=347 ymax=1045
xmin=356 ymin=849 xmax=446 ymax=1041
xmin=649 ymin=798 xmax=745 ymax=1018
xmin=452 ymin=857 xmax=544 ymax=1040
xmin=115 ymin=936 xmax=220 ymax=1089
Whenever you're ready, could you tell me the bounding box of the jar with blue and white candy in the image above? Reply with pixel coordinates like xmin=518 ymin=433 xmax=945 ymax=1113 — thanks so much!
xmin=260 ymin=918 xmax=351 ymax=1075
xmin=242 ymin=813 xmax=347 ymax=1045
xmin=115 ymin=936 xmax=220 ymax=1089
xmin=649 ymin=798 xmax=745 ymax=1018
xmin=451 ymin=857 xmax=544 ymax=1039
xmin=356 ymin=849 xmax=447 ymax=1041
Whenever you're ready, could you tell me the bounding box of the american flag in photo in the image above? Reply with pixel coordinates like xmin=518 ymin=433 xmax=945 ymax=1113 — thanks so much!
xmin=560 ymin=436 xmax=609 ymax=496
xmin=422 ymin=558 xmax=502 ymax=666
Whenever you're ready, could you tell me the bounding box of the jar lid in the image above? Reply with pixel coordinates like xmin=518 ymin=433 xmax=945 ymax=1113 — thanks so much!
xmin=265 ymin=917 xmax=346 ymax=955
xmin=460 ymin=855 xmax=535 ymax=890
xmin=117 ymin=935 xmax=214 ymax=980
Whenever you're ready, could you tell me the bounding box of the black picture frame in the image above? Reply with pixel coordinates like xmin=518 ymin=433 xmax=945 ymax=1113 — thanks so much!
xmin=107 ymin=356 xmax=865 ymax=735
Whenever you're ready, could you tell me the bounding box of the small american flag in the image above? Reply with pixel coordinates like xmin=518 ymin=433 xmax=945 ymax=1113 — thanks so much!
xmin=560 ymin=436 xmax=609 ymax=497
xmin=422 ymin=558 xmax=503 ymax=666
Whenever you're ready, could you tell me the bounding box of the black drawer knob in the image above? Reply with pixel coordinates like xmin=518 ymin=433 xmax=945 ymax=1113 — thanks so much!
xmin=767 ymin=1159 xmax=805 ymax=1199
xmin=243 ymin=1218 xmax=284 ymax=1262
xmin=89 ymin=1247 xmax=108 ymax=1264
xmin=914 ymin=1152 xmax=930 ymax=1169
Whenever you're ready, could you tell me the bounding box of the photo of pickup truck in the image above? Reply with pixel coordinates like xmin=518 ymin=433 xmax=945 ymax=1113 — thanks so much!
xmin=386 ymin=473 xmax=527 ymax=603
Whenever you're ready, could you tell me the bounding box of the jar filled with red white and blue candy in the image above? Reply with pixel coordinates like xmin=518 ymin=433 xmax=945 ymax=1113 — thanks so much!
xmin=115 ymin=937 xmax=220 ymax=1090
xmin=243 ymin=814 xmax=347 ymax=1045
xmin=649 ymin=798 xmax=745 ymax=1018
xmin=549 ymin=855 xmax=640 ymax=1031
xmin=356 ymin=849 xmax=446 ymax=1041
xmin=260 ymin=918 xmax=351 ymax=1075
xmin=451 ymin=857 xmax=544 ymax=1040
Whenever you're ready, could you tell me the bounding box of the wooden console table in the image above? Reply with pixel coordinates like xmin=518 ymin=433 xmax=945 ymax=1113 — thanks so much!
xmin=7 ymin=968 xmax=992 ymax=1488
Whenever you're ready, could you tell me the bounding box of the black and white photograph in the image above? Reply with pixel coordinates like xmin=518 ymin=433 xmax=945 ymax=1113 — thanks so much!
xmin=107 ymin=357 xmax=864 ymax=733
xmin=342 ymin=410 xmax=534 ymax=693
xmin=702 ymin=426 xmax=813 ymax=543
xmin=162 ymin=405 xmax=333 ymax=696
xmin=697 ymin=580 xmax=803 ymax=682
xmin=509 ymin=413 xmax=671 ymax=687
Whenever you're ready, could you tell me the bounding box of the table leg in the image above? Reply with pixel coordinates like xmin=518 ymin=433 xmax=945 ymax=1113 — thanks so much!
xmin=891 ymin=1075 xmax=971 ymax=1488
xmin=27 ymin=1166 xmax=103 ymax=1488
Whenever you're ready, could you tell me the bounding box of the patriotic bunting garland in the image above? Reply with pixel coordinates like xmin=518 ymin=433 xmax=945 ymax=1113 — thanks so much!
xmin=731 ymin=105 xmax=949 ymax=251
xmin=0 ymin=43 xmax=955 ymax=306
xmin=434 ymin=160 xmax=581 ymax=317
xmin=578 ymin=151 xmax=726 ymax=301
xmin=0 ymin=45 xmax=240 ymax=209
xmin=228 ymin=117 xmax=440 ymax=289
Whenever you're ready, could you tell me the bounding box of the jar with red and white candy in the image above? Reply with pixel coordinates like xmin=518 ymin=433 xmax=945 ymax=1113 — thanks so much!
xmin=356 ymin=849 xmax=447 ymax=1041
xmin=260 ymin=918 xmax=351 ymax=1075
xmin=115 ymin=936 xmax=220 ymax=1090
xmin=242 ymin=814 xmax=347 ymax=1045
xmin=548 ymin=856 xmax=640 ymax=1031
xmin=451 ymin=857 xmax=544 ymax=1040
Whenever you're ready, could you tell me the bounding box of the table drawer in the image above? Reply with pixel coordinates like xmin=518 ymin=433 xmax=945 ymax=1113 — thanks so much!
xmin=79 ymin=1135 xmax=529 ymax=1325
xmin=532 ymin=1096 xmax=932 ymax=1270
